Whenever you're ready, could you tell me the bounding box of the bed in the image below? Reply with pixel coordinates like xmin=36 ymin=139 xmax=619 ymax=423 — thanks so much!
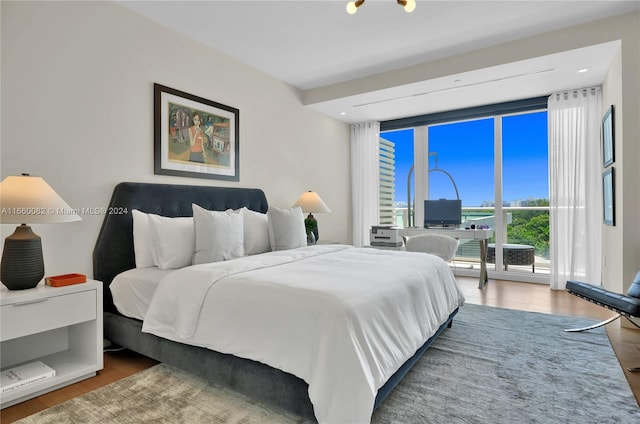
xmin=94 ymin=182 xmax=464 ymax=423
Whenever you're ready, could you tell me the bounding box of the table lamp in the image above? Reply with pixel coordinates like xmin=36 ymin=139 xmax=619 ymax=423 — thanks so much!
xmin=0 ymin=174 xmax=81 ymax=290
xmin=292 ymin=191 xmax=331 ymax=243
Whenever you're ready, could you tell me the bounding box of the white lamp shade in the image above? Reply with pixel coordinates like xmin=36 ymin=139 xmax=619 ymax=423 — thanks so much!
xmin=0 ymin=175 xmax=81 ymax=224
xmin=292 ymin=191 xmax=331 ymax=214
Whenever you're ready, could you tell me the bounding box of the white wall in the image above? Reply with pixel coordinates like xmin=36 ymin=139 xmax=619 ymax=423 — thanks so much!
xmin=597 ymin=13 xmax=640 ymax=296
xmin=1 ymin=1 xmax=351 ymax=279
xmin=601 ymin=49 xmax=624 ymax=292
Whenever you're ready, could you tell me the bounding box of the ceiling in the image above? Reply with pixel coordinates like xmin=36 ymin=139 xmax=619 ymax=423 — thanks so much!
xmin=119 ymin=0 xmax=639 ymax=123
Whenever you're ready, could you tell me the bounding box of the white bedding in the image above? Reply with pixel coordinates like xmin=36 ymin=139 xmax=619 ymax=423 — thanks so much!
xmin=110 ymin=267 xmax=173 ymax=320
xmin=141 ymin=245 xmax=464 ymax=424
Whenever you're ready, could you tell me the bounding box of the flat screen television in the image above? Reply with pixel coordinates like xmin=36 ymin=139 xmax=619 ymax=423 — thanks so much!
xmin=424 ymin=199 xmax=462 ymax=228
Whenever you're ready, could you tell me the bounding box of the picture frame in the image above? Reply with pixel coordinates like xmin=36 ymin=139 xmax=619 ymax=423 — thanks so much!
xmin=154 ymin=83 xmax=239 ymax=181
xmin=602 ymin=105 xmax=614 ymax=167
xmin=602 ymin=167 xmax=615 ymax=226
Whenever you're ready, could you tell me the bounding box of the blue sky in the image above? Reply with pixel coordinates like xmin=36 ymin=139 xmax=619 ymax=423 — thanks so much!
xmin=382 ymin=111 xmax=548 ymax=207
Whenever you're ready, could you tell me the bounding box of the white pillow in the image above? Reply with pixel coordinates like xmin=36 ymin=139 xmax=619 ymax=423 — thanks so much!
xmin=267 ymin=206 xmax=307 ymax=251
xmin=132 ymin=209 xmax=155 ymax=268
xmin=193 ymin=204 xmax=244 ymax=264
xmin=148 ymin=214 xmax=195 ymax=270
xmin=240 ymin=207 xmax=271 ymax=255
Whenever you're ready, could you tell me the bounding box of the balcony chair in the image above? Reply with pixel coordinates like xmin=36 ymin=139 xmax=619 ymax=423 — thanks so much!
xmin=565 ymin=271 xmax=640 ymax=372
xmin=404 ymin=233 xmax=459 ymax=262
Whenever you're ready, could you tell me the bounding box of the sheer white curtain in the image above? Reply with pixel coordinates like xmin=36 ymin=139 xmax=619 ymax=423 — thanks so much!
xmin=350 ymin=122 xmax=380 ymax=247
xmin=548 ymin=87 xmax=602 ymax=290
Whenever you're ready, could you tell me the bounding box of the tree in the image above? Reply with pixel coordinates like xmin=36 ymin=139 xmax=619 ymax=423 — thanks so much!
xmin=508 ymin=209 xmax=549 ymax=258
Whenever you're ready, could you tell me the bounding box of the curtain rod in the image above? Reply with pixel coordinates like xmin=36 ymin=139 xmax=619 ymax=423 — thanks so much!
xmin=553 ymin=86 xmax=600 ymax=101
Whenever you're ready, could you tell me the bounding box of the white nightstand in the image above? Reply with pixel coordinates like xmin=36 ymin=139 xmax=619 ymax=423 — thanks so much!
xmin=0 ymin=279 xmax=103 ymax=408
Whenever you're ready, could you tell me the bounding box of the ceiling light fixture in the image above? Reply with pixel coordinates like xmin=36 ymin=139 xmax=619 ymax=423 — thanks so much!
xmin=346 ymin=0 xmax=364 ymax=14
xmin=397 ymin=0 xmax=417 ymax=13
xmin=346 ymin=0 xmax=416 ymax=14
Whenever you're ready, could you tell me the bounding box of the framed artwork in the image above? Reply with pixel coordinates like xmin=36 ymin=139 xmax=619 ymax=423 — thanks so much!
xmin=154 ymin=83 xmax=239 ymax=181
xmin=602 ymin=105 xmax=614 ymax=167
xmin=602 ymin=167 xmax=615 ymax=226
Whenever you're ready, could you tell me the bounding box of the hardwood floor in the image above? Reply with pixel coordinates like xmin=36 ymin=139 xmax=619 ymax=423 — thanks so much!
xmin=0 ymin=350 xmax=159 ymax=423
xmin=2 ymin=277 xmax=639 ymax=423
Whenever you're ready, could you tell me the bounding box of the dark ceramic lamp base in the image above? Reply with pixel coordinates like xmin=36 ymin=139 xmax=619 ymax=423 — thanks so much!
xmin=1 ymin=224 xmax=44 ymax=290
xmin=305 ymin=213 xmax=319 ymax=244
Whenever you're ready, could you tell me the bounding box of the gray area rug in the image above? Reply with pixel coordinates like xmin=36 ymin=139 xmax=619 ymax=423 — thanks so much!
xmin=18 ymin=304 xmax=640 ymax=423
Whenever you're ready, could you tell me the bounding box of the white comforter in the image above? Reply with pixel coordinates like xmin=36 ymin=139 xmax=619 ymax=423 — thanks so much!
xmin=142 ymin=245 xmax=464 ymax=424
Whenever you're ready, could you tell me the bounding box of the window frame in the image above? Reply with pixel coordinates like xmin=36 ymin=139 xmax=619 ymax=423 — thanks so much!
xmin=380 ymin=97 xmax=550 ymax=284
xmin=381 ymin=96 xmax=548 ymax=132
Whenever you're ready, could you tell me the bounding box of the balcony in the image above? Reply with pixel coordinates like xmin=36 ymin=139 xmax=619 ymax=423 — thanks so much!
xmin=394 ymin=206 xmax=550 ymax=283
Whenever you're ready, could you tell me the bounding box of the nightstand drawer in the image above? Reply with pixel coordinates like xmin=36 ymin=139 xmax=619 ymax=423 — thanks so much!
xmin=1 ymin=290 xmax=96 ymax=341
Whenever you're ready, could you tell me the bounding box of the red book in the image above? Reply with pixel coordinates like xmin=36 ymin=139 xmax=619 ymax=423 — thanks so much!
xmin=45 ymin=273 xmax=87 ymax=287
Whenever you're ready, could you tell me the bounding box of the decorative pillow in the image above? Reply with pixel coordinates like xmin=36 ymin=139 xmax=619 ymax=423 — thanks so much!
xmin=193 ymin=204 xmax=244 ymax=264
xmin=132 ymin=209 xmax=155 ymax=268
xmin=240 ymin=207 xmax=271 ymax=255
xmin=147 ymin=214 xmax=195 ymax=270
xmin=267 ymin=206 xmax=307 ymax=251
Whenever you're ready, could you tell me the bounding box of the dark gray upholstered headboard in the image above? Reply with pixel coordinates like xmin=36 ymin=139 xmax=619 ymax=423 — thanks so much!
xmin=93 ymin=182 xmax=268 ymax=313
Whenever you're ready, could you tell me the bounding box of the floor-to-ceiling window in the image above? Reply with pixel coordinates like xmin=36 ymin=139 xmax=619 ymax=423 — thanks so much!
xmin=379 ymin=98 xmax=549 ymax=283
xmin=501 ymin=111 xmax=549 ymax=274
